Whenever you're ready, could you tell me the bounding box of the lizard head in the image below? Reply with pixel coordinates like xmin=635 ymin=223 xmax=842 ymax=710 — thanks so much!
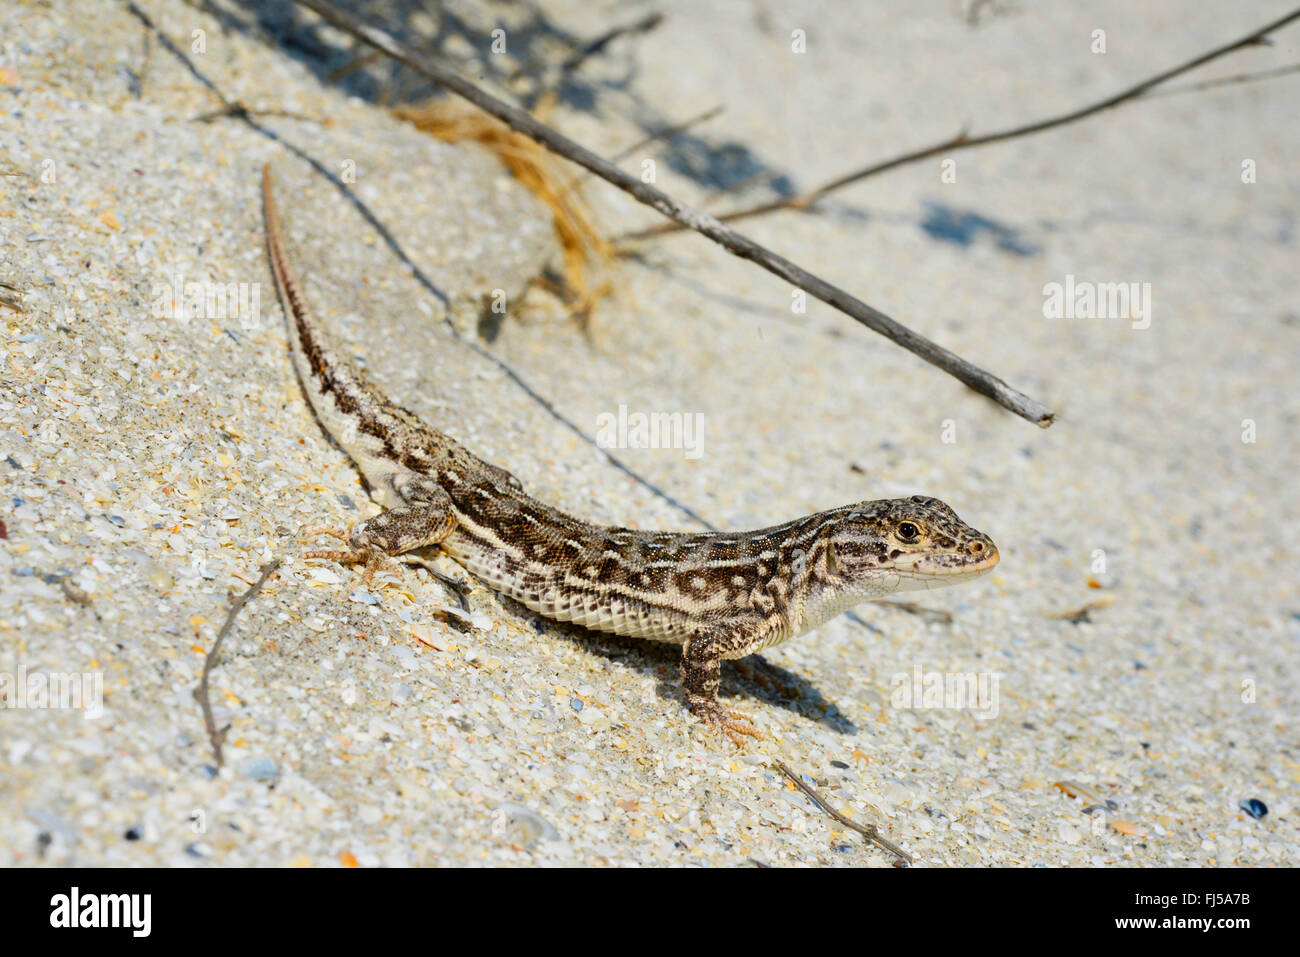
xmin=827 ymin=495 xmax=999 ymax=592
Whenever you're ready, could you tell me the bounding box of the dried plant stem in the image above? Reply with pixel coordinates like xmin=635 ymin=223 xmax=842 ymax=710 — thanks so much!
xmin=289 ymin=0 xmax=1054 ymax=427
xmin=631 ymin=7 xmax=1300 ymax=234
xmin=609 ymin=105 xmax=725 ymax=162
xmin=772 ymin=759 xmax=911 ymax=864
xmin=558 ymin=11 xmax=664 ymax=78
xmin=193 ymin=559 xmax=282 ymax=768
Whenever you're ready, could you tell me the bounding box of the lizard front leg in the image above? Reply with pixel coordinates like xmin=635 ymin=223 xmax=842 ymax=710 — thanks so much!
xmin=681 ymin=621 xmax=769 ymax=745
xmin=305 ymin=475 xmax=456 ymax=583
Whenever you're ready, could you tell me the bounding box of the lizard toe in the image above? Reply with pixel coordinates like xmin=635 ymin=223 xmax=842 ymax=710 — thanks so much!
xmin=300 ymin=524 xmax=350 ymax=544
xmin=303 ymin=548 xmax=364 ymax=565
xmin=693 ymin=699 xmax=764 ymax=745
xmin=721 ymin=710 xmax=765 ymax=744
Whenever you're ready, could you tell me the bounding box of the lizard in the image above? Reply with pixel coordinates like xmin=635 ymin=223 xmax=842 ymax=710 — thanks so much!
xmin=260 ymin=164 xmax=1000 ymax=743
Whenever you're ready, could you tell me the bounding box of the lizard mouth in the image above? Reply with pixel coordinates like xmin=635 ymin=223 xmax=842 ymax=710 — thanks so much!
xmin=893 ymin=545 xmax=1000 ymax=585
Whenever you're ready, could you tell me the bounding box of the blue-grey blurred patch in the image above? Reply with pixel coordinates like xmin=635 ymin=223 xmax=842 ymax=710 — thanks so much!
xmin=663 ymin=136 xmax=796 ymax=196
xmin=920 ymin=202 xmax=1037 ymax=256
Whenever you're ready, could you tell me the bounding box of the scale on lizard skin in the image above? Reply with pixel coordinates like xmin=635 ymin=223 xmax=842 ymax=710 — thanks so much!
xmin=261 ymin=165 xmax=1000 ymax=745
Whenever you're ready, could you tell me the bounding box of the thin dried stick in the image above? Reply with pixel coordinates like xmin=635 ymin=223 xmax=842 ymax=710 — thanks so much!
xmin=290 ymin=0 xmax=1054 ymax=427
xmin=326 ymin=48 xmax=384 ymax=83
xmin=509 ymin=11 xmax=665 ymax=89
xmin=1143 ymin=60 xmax=1300 ymax=98
xmin=193 ymin=103 xmax=320 ymax=124
xmin=772 ymin=759 xmax=911 ymax=864
xmin=610 ymin=104 xmax=725 ymax=162
xmin=558 ymin=11 xmax=664 ymax=77
xmin=193 ymin=559 xmax=282 ymax=768
xmin=633 ymin=7 xmax=1300 ymax=234
xmin=557 ymin=105 xmax=725 ymax=203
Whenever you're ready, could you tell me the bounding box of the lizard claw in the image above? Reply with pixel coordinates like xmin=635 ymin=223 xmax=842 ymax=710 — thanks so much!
xmin=694 ymin=701 xmax=765 ymax=746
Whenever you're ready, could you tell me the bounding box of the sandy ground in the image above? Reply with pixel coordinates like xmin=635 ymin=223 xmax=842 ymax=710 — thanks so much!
xmin=0 ymin=0 xmax=1296 ymax=866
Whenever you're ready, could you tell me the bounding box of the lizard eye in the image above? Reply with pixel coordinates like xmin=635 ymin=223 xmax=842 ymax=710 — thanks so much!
xmin=896 ymin=522 xmax=922 ymax=542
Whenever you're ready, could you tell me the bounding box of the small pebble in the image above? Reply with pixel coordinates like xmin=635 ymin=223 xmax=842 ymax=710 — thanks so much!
xmin=1057 ymin=822 xmax=1081 ymax=845
xmin=490 ymin=803 xmax=559 ymax=846
xmin=1239 ymin=798 xmax=1268 ymax=820
xmin=239 ymin=756 xmax=280 ymax=782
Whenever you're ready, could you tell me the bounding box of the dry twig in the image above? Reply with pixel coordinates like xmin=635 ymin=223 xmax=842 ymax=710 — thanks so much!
xmin=290 ymin=0 xmax=1053 ymax=427
xmin=773 ymin=759 xmax=911 ymax=864
xmin=194 ymin=102 xmax=320 ymax=124
xmin=609 ymin=104 xmax=726 ymax=163
xmin=1144 ymin=60 xmax=1300 ymax=98
xmin=193 ymin=559 xmax=282 ymax=768
xmin=633 ymin=7 xmax=1300 ymax=233
xmin=558 ymin=11 xmax=664 ymax=78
